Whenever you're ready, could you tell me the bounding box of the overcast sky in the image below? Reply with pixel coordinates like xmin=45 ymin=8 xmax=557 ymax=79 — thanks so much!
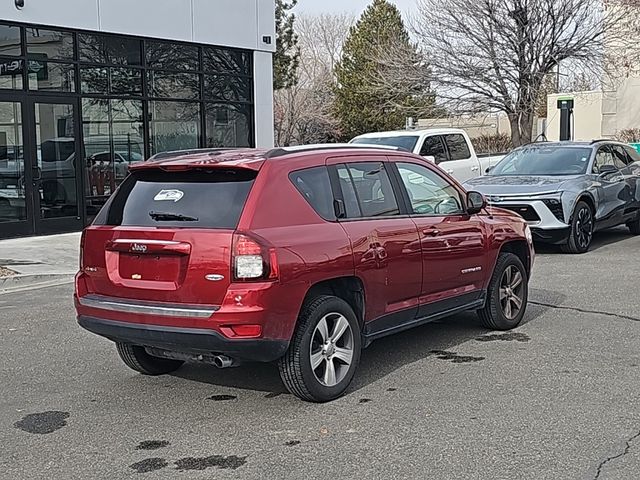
xmin=294 ymin=0 xmax=416 ymax=17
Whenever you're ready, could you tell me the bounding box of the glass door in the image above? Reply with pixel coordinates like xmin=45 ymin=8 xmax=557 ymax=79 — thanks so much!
xmin=24 ymin=97 xmax=83 ymax=235
xmin=0 ymin=98 xmax=30 ymax=238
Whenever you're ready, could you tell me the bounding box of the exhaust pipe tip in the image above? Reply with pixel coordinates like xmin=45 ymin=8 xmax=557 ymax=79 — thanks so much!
xmin=213 ymin=355 xmax=234 ymax=369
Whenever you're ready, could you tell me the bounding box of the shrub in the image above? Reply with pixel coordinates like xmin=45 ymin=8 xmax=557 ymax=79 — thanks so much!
xmin=471 ymin=133 xmax=512 ymax=155
xmin=617 ymin=128 xmax=640 ymax=143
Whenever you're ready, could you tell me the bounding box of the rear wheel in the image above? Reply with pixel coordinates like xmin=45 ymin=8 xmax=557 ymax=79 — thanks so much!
xmin=478 ymin=252 xmax=528 ymax=330
xmin=561 ymin=201 xmax=594 ymax=254
xmin=116 ymin=343 xmax=184 ymax=375
xmin=628 ymin=217 xmax=640 ymax=235
xmin=278 ymin=295 xmax=361 ymax=403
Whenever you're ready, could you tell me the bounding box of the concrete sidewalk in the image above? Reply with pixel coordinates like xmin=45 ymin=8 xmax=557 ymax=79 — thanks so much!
xmin=0 ymin=232 xmax=80 ymax=293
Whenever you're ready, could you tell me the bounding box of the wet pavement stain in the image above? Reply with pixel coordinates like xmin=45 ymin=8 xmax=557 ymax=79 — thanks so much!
xmin=14 ymin=411 xmax=70 ymax=434
xmin=387 ymin=388 xmax=397 ymax=392
xmin=136 ymin=440 xmax=170 ymax=451
xmin=174 ymin=455 xmax=247 ymax=471
xmin=207 ymin=394 xmax=237 ymax=402
xmin=431 ymin=350 xmax=485 ymax=363
xmin=284 ymin=440 xmax=301 ymax=446
xmin=358 ymin=398 xmax=372 ymax=404
xmin=130 ymin=458 xmax=168 ymax=474
xmin=475 ymin=332 xmax=531 ymax=343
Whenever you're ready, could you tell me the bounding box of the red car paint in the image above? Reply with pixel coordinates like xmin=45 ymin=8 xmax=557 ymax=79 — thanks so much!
xmin=75 ymin=146 xmax=534 ymax=362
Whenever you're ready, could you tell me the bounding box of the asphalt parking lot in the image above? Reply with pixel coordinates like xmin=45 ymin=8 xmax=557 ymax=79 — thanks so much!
xmin=1 ymin=227 xmax=639 ymax=480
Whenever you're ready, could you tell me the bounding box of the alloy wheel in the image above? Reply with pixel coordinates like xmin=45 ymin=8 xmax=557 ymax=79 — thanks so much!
xmin=499 ymin=266 xmax=525 ymax=320
xmin=575 ymin=207 xmax=593 ymax=250
xmin=310 ymin=313 xmax=354 ymax=387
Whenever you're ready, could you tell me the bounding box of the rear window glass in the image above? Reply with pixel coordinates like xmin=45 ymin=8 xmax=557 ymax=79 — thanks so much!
xmin=96 ymin=168 xmax=256 ymax=229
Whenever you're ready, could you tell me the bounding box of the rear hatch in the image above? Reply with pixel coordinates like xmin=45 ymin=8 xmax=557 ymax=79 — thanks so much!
xmin=81 ymin=166 xmax=258 ymax=305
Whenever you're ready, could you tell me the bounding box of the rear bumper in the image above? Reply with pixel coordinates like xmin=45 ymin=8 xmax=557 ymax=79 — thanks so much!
xmin=78 ymin=315 xmax=289 ymax=363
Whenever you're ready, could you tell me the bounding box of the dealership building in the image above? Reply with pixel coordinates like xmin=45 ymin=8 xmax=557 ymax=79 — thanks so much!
xmin=0 ymin=0 xmax=275 ymax=239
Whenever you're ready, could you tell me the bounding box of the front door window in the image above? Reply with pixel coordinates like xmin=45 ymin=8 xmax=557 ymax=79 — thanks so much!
xmin=0 ymin=101 xmax=25 ymax=224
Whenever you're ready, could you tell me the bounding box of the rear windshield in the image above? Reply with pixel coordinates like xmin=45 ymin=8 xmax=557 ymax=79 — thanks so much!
xmin=350 ymin=135 xmax=419 ymax=152
xmin=95 ymin=168 xmax=256 ymax=229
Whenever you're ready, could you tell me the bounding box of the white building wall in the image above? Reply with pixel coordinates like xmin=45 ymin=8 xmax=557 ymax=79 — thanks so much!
xmin=0 ymin=0 xmax=276 ymax=52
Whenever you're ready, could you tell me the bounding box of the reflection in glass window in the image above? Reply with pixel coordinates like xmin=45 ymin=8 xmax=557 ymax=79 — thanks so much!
xmin=149 ymin=101 xmax=200 ymax=154
xmin=0 ymin=25 xmax=22 ymax=57
xmin=145 ymin=41 xmax=199 ymax=71
xmin=397 ymin=162 xmax=463 ymax=215
xmin=28 ymin=62 xmax=75 ymax=92
xmin=26 ymin=28 xmax=74 ymax=60
xmin=204 ymin=75 xmax=251 ymax=102
xmin=205 ymin=104 xmax=251 ymax=147
xmin=148 ymin=71 xmax=199 ymax=99
xmin=79 ymin=34 xmax=141 ymax=65
xmin=202 ymin=46 xmax=251 ymax=75
xmin=0 ymin=101 xmax=25 ymax=222
xmin=342 ymin=163 xmax=400 ymax=218
xmin=110 ymin=67 xmax=142 ymax=95
xmin=0 ymin=57 xmax=24 ymax=90
xmin=80 ymin=67 xmax=108 ymax=94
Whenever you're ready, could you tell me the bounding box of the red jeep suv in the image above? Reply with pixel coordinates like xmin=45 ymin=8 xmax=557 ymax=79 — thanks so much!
xmin=75 ymin=145 xmax=534 ymax=402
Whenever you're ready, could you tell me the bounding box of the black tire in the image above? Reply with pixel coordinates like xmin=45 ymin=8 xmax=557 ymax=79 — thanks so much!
xmin=278 ymin=295 xmax=361 ymax=403
xmin=478 ymin=252 xmax=528 ymax=330
xmin=628 ymin=217 xmax=640 ymax=235
xmin=116 ymin=343 xmax=184 ymax=375
xmin=561 ymin=201 xmax=594 ymax=254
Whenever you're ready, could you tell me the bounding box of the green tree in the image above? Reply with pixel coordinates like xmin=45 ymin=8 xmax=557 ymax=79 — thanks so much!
xmin=334 ymin=0 xmax=430 ymax=139
xmin=274 ymin=0 xmax=300 ymax=90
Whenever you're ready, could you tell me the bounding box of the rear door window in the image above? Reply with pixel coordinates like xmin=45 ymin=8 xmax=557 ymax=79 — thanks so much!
xmin=337 ymin=162 xmax=400 ymax=218
xmin=443 ymin=134 xmax=471 ymax=160
xmin=96 ymin=168 xmax=256 ymax=228
xmin=289 ymin=166 xmax=335 ymax=220
xmin=420 ymin=136 xmax=447 ymax=164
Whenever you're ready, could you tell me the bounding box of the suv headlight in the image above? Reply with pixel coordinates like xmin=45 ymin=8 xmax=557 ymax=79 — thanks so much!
xmin=541 ymin=196 xmax=564 ymax=222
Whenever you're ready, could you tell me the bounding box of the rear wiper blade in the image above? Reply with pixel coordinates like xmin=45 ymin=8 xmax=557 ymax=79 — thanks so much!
xmin=149 ymin=211 xmax=199 ymax=222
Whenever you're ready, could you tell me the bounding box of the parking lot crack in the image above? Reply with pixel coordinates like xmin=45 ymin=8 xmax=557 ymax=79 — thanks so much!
xmin=593 ymin=429 xmax=640 ymax=479
xmin=530 ymin=301 xmax=640 ymax=323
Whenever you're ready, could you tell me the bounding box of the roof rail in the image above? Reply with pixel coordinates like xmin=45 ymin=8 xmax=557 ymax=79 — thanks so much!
xmin=590 ymin=138 xmax=612 ymax=144
xmin=148 ymin=148 xmax=239 ymax=161
xmin=265 ymin=143 xmax=406 ymax=159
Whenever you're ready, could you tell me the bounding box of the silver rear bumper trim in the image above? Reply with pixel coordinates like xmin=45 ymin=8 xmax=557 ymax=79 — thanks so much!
xmin=78 ymin=294 xmax=219 ymax=318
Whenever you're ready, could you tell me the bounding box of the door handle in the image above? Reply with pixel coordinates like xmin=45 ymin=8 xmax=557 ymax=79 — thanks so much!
xmin=423 ymin=228 xmax=440 ymax=236
xmin=446 ymin=169 xmax=454 ymax=175
xmin=471 ymin=166 xmax=479 ymax=171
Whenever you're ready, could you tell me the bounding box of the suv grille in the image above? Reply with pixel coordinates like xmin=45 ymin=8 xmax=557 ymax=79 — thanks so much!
xmin=502 ymin=205 xmax=541 ymax=222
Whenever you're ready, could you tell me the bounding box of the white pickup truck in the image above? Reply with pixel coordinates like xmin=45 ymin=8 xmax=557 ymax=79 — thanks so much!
xmin=350 ymin=128 xmax=506 ymax=183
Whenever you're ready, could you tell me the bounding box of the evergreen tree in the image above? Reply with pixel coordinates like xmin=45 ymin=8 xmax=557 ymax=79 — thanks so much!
xmin=274 ymin=0 xmax=300 ymax=90
xmin=334 ymin=0 xmax=427 ymax=139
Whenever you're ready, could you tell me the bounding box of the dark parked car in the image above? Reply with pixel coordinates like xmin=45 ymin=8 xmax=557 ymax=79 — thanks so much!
xmin=75 ymin=145 xmax=534 ymax=402
xmin=465 ymin=141 xmax=640 ymax=253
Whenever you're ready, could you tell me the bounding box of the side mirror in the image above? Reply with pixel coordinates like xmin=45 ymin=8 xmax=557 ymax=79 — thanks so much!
xmin=466 ymin=191 xmax=487 ymax=215
xmin=598 ymin=164 xmax=617 ymax=175
xmin=424 ymin=155 xmax=436 ymax=163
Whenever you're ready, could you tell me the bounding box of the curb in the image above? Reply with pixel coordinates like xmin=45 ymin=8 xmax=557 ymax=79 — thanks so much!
xmin=0 ymin=273 xmax=75 ymax=294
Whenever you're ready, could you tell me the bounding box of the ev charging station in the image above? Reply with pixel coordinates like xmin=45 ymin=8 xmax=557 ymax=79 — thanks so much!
xmin=557 ymin=97 xmax=574 ymax=141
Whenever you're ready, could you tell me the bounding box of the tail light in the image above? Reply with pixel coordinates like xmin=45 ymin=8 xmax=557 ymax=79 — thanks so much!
xmin=232 ymin=233 xmax=279 ymax=282
xmin=79 ymin=230 xmax=86 ymax=270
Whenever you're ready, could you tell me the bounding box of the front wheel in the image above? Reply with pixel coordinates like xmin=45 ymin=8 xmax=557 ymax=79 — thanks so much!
xmin=561 ymin=201 xmax=594 ymax=254
xmin=628 ymin=216 xmax=640 ymax=235
xmin=478 ymin=252 xmax=529 ymax=330
xmin=279 ymin=296 xmax=361 ymax=402
xmin=116 ymin=343 xmax=184 ymax=375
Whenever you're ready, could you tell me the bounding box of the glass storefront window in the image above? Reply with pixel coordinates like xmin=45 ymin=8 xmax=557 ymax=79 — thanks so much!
xmin=205 ymin=103 xmax=251 ymax=148
xmin=80 ymin=67 xmax=108 ymax=94
xmin=79 ymin=34 xmax=142 ymax=66
xmin=28 ymin=62 xmax=75 ymax=92
xmin=0 ymin=57 xmax=24 ymax=90
xmin=0 ymin=101 xmax=25 ymax=222
xmin=145 ymin=41 xmax=199 ymax=71
xmin=149 ymin=101 xmax=200 ymax=154
xmin=147 ymin=71 xmax=199 ymax=99
xmin=111 ymin=67 xmax=142 ymax=95
xmin=26 ymin=28 xmax=74 ymax=61
xmin=202 ymin=46 xmax=251 ymax=75
xmin=204 ymin=74 xmax=252 ymax=103
xmin=0 ymin=25 xmax=22 ymax=57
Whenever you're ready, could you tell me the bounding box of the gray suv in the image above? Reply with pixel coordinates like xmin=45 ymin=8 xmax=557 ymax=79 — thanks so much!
xmin=464 ymin=141 xmax=640 ymax=253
